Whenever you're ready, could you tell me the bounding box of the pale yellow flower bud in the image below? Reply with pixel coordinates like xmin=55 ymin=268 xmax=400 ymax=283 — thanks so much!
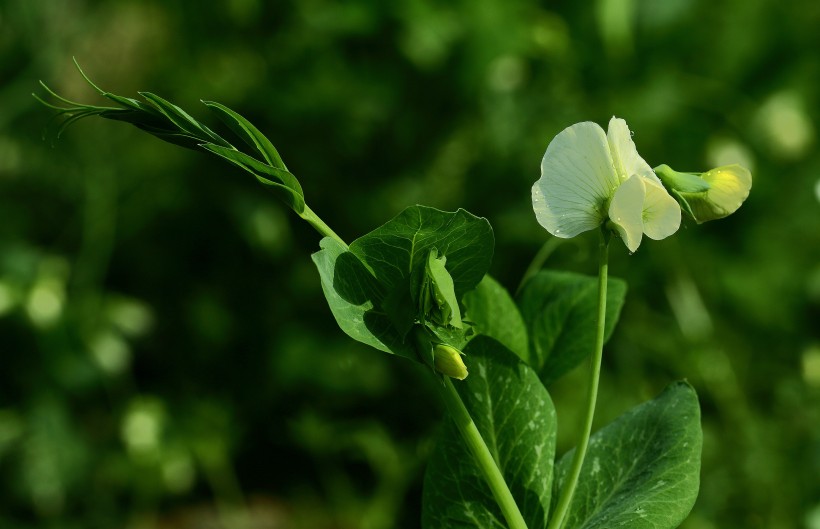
xmin=433 ymin=344 xmax=468 ymax=380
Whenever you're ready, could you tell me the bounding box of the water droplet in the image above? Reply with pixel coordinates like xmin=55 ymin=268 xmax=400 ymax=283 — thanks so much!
xmin=555 ymin=229 xmax=561 ymax=234
xmin=617 ymin=217 xmax=622 ymax=221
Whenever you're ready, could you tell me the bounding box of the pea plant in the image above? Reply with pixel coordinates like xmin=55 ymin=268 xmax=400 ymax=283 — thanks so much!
xmin=37 ymin=61 xmax=751 ymax=529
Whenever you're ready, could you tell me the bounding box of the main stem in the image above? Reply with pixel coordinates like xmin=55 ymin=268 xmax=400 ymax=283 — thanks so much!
xmin=299 ymin=204 xmax=525 ymax=527
xmin=547 ymin=230 xmax=609 ymax=529
xmin=439 ymin=378 xmax=529 ymax=529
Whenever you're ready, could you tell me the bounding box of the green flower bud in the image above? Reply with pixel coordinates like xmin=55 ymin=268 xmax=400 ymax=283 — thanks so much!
xmin=433 ymin=344 xmax=468 ymax=380
xmin=655 ymin=164 xmax=751 ymax=224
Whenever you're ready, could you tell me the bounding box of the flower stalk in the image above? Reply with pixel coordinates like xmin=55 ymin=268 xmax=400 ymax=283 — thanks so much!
xmin=548 ymin=228 xmax=609 ymax=529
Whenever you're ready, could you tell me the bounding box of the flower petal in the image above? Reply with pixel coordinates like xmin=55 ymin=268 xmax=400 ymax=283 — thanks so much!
xmin=606 ymin=117 xmax=658 ymax=184
xmin=697 ymin=164 xmax=752 ymax=220
xmin=533 ymin=122 xmax=619 ymax=238
xmin=608 ymin=174 xmax=645 ymax=252
xmin=641 ymin=178 xmax=682 ymax=240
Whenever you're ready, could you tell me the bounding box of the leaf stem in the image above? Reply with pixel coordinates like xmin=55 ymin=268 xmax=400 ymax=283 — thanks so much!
xmin=547 ymin=229 xmax=609 ymax=529
xmin=300 ymin=204 xmax=348 ymax=249
xmin=439 ymin=377 xmax=529 ymax=529
xmin=515 ymin=236 xmax=563 ymax=296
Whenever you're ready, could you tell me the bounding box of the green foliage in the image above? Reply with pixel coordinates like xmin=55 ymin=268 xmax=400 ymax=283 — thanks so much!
xmin=463 ymin=275 xmax=530 ymax=362
xmin=4 ymin=1 xmax=818 ymax=528
xmin=422 ymin=337 xmax=557 ymax=529
xmin=421 ymin=248 xmax=463 ymax=329
xmin=36 ymin=63 xmax=306 ymax=214
xmin=312 ymin=205 xmax=493 ymax=365
xmin=517 ymin=271 xmax=627 ymax=385
xmin=553 ymin=382 xmax=702 ymax=529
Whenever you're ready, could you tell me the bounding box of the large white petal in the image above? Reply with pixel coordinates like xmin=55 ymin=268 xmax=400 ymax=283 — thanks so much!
xmin=608 ymin=174 xmax=645 ymax=252
xmin=606 ymin=117 xmax=659 ymax=185
xmin=641 ymin=178 xmax=681 ymax=240
xmin=533 ymin=122 xmax=619 ymax=238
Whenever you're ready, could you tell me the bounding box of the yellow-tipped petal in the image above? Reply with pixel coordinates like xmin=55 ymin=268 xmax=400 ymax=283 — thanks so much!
xmin=655 ymin=163 xmax=752 ymax=223
xmin=687 ymin=164 xmax=752 ymax=222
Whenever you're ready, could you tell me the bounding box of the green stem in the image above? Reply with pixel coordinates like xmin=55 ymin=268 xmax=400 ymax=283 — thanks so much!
xmin=439 ymin=377 xmax=529 ymax=529
xmin=300 ymin=204 xmax=348 ymax=249
xmin=515 ymin=236 xmax=563 ymax=296
xmin=547 ymin=230 xmax=609 ymax=529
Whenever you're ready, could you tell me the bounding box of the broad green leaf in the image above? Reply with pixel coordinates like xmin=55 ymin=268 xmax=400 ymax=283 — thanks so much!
xmin=349 ymin=205 xmax=493 ymax=336
xmin=199 ymin=143 xmax=306 ymax=213
xmin=310 ymin=206 xmax=494 ymax=362
xmin=517 ymin=271 xmax=626 ymax=385
xmin=553 ymin=381 xmax=702 ymax=529
xmin=423 ymin=336 xmax=557 ymax=529
xmin=311 ymin=237 xmax=416 ymax=361
xmin=203 ymin=100 xmax=288 ymax=170
xmin=463 ymin=275 xmax=529 ymax=363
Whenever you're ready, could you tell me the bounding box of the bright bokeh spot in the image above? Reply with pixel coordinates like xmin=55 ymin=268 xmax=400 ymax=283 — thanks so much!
xmin=707 ymin=137 xmax=756 ymax=175
xmin=90 ymin=331 xmax=131 ymax=375
xmin=25 ymin=279 xmax=65 ymax=328
xmin=802 ymin=345 xmax=820 ymax=388
xmin=107 ymin=298 xmax=154 ymax=337
xmin=754 ymin=90 xmax=815 ymax=159
xmin=121 ymin=400 xmax=164 ymax=458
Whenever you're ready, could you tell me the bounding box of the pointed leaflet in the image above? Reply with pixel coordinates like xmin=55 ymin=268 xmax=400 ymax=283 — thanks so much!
xmin=517 ymin=271 xmax=626 ymax=385
xmin=138 ymin=92 xmax=229 ymax=147
xmin=203 ymin=100 xmax=288 ymax=170
xmin=423 ymin=337 xmax=557 ymax=529
xmin=462 ymin=275 xmax=529 ymax=363
xmin=199 ymin=143 xmax=305 ymax=213
xmin=553 ymin=382 xmax=702 ymax=529
xmin=311 ymin=206 xmax=494 ymax=361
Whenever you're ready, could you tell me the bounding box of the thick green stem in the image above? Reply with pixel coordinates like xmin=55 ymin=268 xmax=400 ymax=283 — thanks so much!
xmin=547 ymin=230 xmax=609 ymax=529
xmin=439 ymin=377 xmax=529 ymax=529
xmin=300 ymin=204 xmax=348 ymax=249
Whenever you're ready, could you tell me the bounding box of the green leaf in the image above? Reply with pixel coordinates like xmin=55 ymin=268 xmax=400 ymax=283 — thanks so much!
xmin=517 ymin=271 xmax=626 ymax=385
xmin=463 ymin=275 xmax=529 ymax=363
xmin=311 ymin=206 xmax=494 ymax=362
xmin=199 ymin=143 xmax=306 ymax=214
xmin=311 ymin=236 xmax=416 ymax=361
xmin=203 ymin=100 xmax=288 ymax=170
xmin=139 ymin=92 xmax=229 ymax=148
xmin=423 ymin=336 xmax=557 ymax=529
xmin=554 ymin=381 xmax=702 ymax=529
xmin=350 ymin=205 xmax=493 ymax=336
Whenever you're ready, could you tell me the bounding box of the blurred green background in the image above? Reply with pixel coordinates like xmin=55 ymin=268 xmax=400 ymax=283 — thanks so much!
xmin=1 ymin=0 xmax=819 ymax=528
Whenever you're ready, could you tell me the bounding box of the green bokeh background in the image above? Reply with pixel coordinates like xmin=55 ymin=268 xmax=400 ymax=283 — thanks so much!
xmin=2 ymin=0 xmax=819 ymax=528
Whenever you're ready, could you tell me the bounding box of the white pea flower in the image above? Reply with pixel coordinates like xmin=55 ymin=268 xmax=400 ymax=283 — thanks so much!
xmin=532 ymin=117 xmax=681 ymax=252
